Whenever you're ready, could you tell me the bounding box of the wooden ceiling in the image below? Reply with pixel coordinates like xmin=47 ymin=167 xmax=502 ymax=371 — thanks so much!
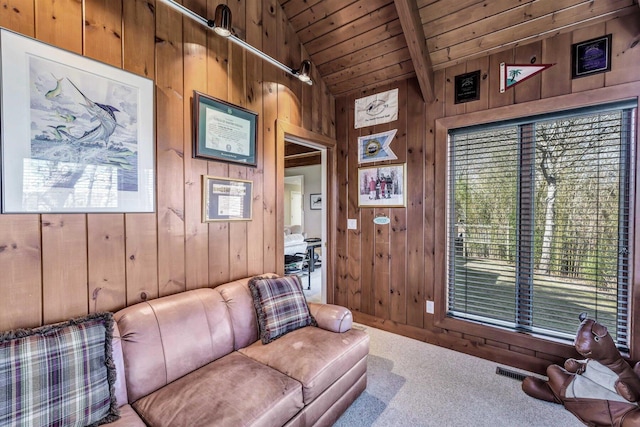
xmin=278 ymin=0 xmax=639 ymax=100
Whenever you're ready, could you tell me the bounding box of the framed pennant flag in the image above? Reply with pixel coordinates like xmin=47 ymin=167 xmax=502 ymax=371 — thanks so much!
xmin=499 ymin=63 xmax=554 ymax=93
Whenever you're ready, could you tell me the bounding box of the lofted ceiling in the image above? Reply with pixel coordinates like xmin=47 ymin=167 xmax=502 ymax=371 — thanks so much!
xmin=278 ymin=0 xmax=639 ymax=101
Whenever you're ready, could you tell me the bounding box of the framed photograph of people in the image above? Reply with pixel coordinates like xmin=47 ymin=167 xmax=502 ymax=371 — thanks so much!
xmin=193 ymin=91 xmax=258 ymax=167
xmin=357 ymin=164 xmax=406 ymax=208
xmin=202 ymin=175 xmax=253 ymax=222
xmin=0 ymin=29 xmax=155 ymax=213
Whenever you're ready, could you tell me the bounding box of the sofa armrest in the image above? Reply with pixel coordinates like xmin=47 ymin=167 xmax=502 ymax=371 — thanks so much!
xmin=308 ymin=303 xmax=352 ymax=333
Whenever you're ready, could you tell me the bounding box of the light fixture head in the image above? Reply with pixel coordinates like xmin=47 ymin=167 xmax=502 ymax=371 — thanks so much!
xmin=213 ymin=4 xmax=232 ymax=37
xmin=294 ymin=60 xmax=312 ymax=83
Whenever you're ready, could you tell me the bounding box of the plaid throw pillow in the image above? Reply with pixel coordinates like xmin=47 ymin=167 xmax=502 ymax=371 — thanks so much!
xmin=0 ymin=312 xmax=119 ymax=427
xmin=249 ymin=275 xmax=317 ymax=344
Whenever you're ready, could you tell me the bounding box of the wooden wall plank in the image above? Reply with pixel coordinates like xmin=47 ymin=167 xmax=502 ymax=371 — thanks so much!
xmin=541 ymin=32 xmax=572 ymax=98
xmin=262 ymin=0 xmax=279 ymax=275
xmin=311 ymin=61 xmax=323 ymax=135
xmin=35 ymin=0 xmax=81 ymax=52
xmin=286 ymin=22 xmax=302 ymax=127
xmin=606 ymin=14 xmax=640 ymax=87
xmin=228 ymin=0 xmax=250 ymax=281
xmin=229 ymin=166 xmax=249 ymax=280
xmin=373 ymin=206 xmax=391 ymax=320
xmin=0 ymin=0 xmax=34 ymax=36
xmin=84 ymin=0 xmax=122 ymax=66
xmin=246 ymin=0 xmax=265 ymax=277
xmin=88 ymin=214 xmax=126 ymax=313
xmin=183 ymin=0 xmax=210 ymax=290
xmin=346 ymin=92 xmax=359 ymax=311
xmin=205 ymin=5 xmax=231 ymax=285
xmin=42 ymin=215 xmax=88 ymax=324
xmin=122 ymin=1 xmax=158 ymax=301
xmin=423 ymin=69 xmax=444 ymax=329
xmin=406 ymin=77 xmax=426 ymax=328
xmin=125 ymin=214 xmax=158 ymax=304
xmin=389 ymin=79 xmax=408 ymax=324
xmin=301 ymin=50 xmax=313 ymax=131
xmin=123 ymin=0 xmax=156 ymax=79
xmin=0 ymin=215 xmax=42 ymax=330
xmin=155 ymin=0 xmax=186 ymax=296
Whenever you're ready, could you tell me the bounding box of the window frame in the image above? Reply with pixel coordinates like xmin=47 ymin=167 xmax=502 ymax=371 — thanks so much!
xmin=434 ymin=82 xmax=640 ymax=359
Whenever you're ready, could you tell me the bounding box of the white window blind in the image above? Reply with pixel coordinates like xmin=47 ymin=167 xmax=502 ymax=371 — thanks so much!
xmin=447 ymin=102 xmax=636 ymax=348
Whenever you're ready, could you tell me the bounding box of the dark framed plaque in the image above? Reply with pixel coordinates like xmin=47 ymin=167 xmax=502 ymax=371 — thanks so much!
xmin=454 ymin=70 xmax=481 ymax=104
xmin=571 ymin=34 xmax=612 ymax=79
xmin=193 ymin=91 xmax=258 ymax=167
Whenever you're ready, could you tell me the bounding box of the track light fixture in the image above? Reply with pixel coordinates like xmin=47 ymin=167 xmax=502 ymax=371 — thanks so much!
xmin=293 ymin=60 xmax=312 ymax=83
xmin=213 ymin=5 xmax=232 ymax=37
xmin=158 ymin=0 xmax=313 ymax=85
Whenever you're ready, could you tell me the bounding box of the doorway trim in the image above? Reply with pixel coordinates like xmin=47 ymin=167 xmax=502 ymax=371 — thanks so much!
xmin=276 ymin=120 xmax=337 ymax=304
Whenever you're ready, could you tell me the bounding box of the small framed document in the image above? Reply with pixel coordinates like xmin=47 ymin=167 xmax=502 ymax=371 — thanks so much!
xmin=193 ymin=91 xmax=258 ymax=167
xmin=202 ymin=175 xmax=253 ymax=222
xmin=571 ymin=34 xmax=612 ymax=79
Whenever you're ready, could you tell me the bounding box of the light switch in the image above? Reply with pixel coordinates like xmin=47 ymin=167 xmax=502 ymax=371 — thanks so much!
xmin=347 ymin=219 xmax=357 ymax=230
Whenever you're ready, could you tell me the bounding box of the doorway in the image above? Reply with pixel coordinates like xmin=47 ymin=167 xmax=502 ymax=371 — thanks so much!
xmin=285 ymin=141 xmax=325 ymax=303
xmin=277 ymin=120 xmax=336 ymax=305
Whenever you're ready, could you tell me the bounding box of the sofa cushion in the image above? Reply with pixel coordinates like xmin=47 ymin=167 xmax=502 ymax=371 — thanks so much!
xmin=249 ymin=275 xmax=316 ymax=344
xmin=0 ymin=313 xmax=119 ymax=426
xmin=239 ymin=327 xmax=370 ymax=403
xmin=115 ymin=288 xmax=235 ymax=403
xmin=132 ymin=352 xmax=303 ymax=427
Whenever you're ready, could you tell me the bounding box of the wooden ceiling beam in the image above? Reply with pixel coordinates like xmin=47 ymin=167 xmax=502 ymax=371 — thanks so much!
xmin=393 ymin=0 xmax=435 ymax=102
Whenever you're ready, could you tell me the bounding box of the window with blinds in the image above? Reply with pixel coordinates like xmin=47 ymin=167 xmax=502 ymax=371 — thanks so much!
xmin=447 ymin=102 xmax=636 ymax=349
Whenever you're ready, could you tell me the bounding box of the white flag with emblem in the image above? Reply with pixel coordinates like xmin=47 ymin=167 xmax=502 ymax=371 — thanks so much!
xmin=354 ymin=88 xmax=398 ymax=129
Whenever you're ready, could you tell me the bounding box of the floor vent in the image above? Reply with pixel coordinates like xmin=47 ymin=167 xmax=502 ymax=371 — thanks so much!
xmin=496 ymin=366 xmax=528 ymax=382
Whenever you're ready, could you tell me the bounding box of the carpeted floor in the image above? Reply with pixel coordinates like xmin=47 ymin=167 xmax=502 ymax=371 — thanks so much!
xmin=334 ymin=324 xmax=584 ymax=427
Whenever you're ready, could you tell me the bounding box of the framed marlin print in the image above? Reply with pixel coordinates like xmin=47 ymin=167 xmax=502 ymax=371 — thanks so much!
xmin=0 ymin=29 xmax=155 ymax=213
xmin=193 ymin=91 xmax=258 ymax=167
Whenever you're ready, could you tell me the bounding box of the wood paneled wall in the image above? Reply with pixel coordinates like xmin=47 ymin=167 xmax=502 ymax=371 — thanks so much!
xmin=335 ymin=13 xmax=640 ymax=374
xmin=0 ymin=0 xmax=334 ymax=331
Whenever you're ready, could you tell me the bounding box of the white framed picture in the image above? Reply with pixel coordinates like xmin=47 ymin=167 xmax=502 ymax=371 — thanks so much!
xmin=0 ymin=29 xmax=155 ymax=213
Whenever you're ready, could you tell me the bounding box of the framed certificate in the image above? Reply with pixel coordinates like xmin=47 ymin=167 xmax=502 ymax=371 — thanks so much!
xmin=193 ymin=91 xmax=258 ymax=167
xmin=202 ymin=175 xmax=253 ymax=222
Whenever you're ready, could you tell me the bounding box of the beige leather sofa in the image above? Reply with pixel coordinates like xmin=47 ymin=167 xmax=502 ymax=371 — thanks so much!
xmin=107 ymin=275 xmax=369 ymax=426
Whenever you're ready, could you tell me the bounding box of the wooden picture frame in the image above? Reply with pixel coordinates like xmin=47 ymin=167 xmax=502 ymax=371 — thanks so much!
xmin=202 ymin=175 xmax=253 ymax=222
xmin=357 ymin=164 xmax=406 ymax=208
xmin=193 ymin=91 xmax=258 ymax=167
xmin=0 ymin=29 xmax=155 ymax=213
